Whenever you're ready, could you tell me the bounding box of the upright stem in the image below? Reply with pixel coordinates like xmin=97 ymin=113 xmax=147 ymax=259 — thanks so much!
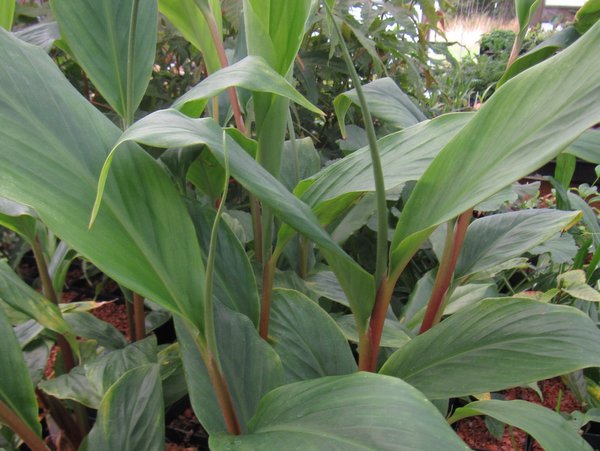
xmin=259 ymin=254 xmax=276 ymax=339
xmin=419 ymin=209 xmax=472 ymax=334
xmin=204 ymin=353 xmax=241 ymax=434
xmin=132 ymin=293 xmax=146 ymax=341
xmin=0 ymin=400 xmax=48 ymax=451
xmin=125 ymin=0 xmax=141 ymax=126
xmin=325 ymin=2 xmax=388 ymax=285
xmin=507 ymin=35 xmax=522 ymax=67
xmin=31 ymin=238 xmax=76 ymax=371
xmin=358 ymin=276 xmax=396 ymax=371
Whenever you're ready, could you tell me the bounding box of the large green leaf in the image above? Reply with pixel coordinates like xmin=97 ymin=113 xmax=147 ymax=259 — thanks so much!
xmin=210 ymin=373 xmax=469 ymax=450
xmin=575 ymin=0 xmax=600 ymax=33
xmin=102 ymin=109 xmax=375 ymax=334
xmin=334 ymin=77 xmax=427 ymax=137
xmin=172 ymin=56 xmax=323 ymax=117
xmin=0 ymin=260 xmax=78 ymax=352
xmin=63 ymin=311 xmax=127 ymax=350
xmin=269 ymin=289 xmax=356 ymax=382
xmin=0 ymin=0 xmax=14 ymax=30
xmin=0 ymin=30 xmax=206 ymax=331
xmin=83 ymin=364 xmax=164 ymax=451
xmin=450 ymin=400 xmax=592 ymax=451
xmin=158 ymin=0 xmax=222 ymax=73
xmin=455 ymin=209 xmax=581 ymax=281
xmin=50 ymin=0 xmax=157 ymax=124
xmin=390 ymin=21 xmax=600 ymax=277
xmin=381 ymin=298 xmax=600 ymax=399
xmin=175 ymin=305 xmax=284 ymax=434
xmin=0 ymin=308 xmax=40 ymax=437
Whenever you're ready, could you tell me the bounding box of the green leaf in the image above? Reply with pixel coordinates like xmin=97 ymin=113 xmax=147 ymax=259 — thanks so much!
xmin=569 ymin=192 xmax=600 ymax=249
xmin=269 ymin=289 xmax=356 ymax=383
xmin=0 ymin=260 xmax=78 ymax=352
xmin=63 ymin=311 xmax=127 ymax=349
xmin=0 ymin=30 xmax=206 ymax=332
xmin=566 ymin=129 xmax=600 ymax=164
xmin=83 ymin=364 xmax=164 ymax=451
xmin=50 ymin=0 xmax=157 ymax=124
xmin=187 ymin=202 xmax=260 ymax=326
xmin=450 ymin=400 xmax=592 ymax=451
xmin=576 ymin=0 xmax=600 ymax=34
xmin=172 ymin=56 xmax=323 ymax=117
xmin=515 ymin=0 xmax=542 ymax=38
xmin=336 ymin=314 xmax=411 ymax=348
xmin=175 ymin=305 xmax=284 ymax=434
xmin=0 ymin=197 xmax=36 ymax=243
xmin=243 ymin=0 xmax=314 ymax=76
xmin=381 ymin=298 xmax=600 ymax=399
xmin=0 ymin=308 xmax=40 ymax=437
xmin=334 ymin=78 xmax=427 ymax=138
xmin=210 ymin=373 xmax=469 ymax=450
xmin=530 ymin=233 xmax=578 ymax=264
xmin=40 ymin=336 xmax=157 ymax=409
xmin=456 ymin=209 xmax=581 ymax=281
xmin=22 ymin=339 xmax=52 ymax=385
xmin=498 ymin=27 xmax=580 ymax=87
xmin=12 ymin=21 xmax=60 ymax=52
xmin=558 ymin=270 xmax=600 ymax=302
xmin=0 ymin=0 xmax=14 ymax=30
xmin=102 ymin=109 xmax=375 ymax=335
xmin=280 ymin=138 xmax=321 ymax=192
xmin=390 ymin=21 xmax=600 ymax=277
xmin=158 ymin=0 xmax=222 ymax=73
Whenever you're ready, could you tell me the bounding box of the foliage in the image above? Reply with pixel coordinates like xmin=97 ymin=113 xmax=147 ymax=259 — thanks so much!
xmin=0 ymin=0 xmax=600 ymax=450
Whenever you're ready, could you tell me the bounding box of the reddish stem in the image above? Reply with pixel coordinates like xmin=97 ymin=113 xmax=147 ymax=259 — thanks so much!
xmin=204 ymin=354 xmax=241 ymax=435
xmin=358 ymin=276 xmax=396 ymax=372
xmin=0 ymin=400 xmax=48 ymax=451
xmin=419 ymin=209 xmax=472 ymax=334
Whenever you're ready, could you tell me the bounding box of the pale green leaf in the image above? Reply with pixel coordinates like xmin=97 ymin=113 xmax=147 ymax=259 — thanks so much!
xmin=269 ymin=289 xmax=356 ymax=382
xmin=456 ymin=209 xmax=581 ymax=281
xmin=172 ymin=56 xmax=323 ymax=117
xmin=450 ymin=400 xmax=592 ymax=451
xmin=83 ymin=365 xmax=164 ymax=451
xmin=558 ymin=270 xmax=600 ymax=302
xmin=381 ymin=298 xmax=600 ymax=399
xmin=210 ymin=373 xmax=469 ymax=450
xmin=334 ymin=77 xmax=426 ymax=138
xmin=566 ymin=129 xmax=600 ymax=164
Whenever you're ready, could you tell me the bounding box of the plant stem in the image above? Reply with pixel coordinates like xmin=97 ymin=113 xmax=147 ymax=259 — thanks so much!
xmin=324 ymin=2 xmax=388 ymax=285
xmin=419 ymin=209 xmax=472 ymax=334
xmin=125 ymin=0 xmax=140 ymax=127
xmin=204 ymin=352 xmax=241 ymax=434
xmin=204 ymin=132 xmax=231 ymax=363
xmin=259 ymin=253 xmax=276 ymax=339
xmin=358 ymin=276 xmax=396 ymax=371
xmin=0 ymin=400 xmax=48 ymax=451
xmin=132 ymin=293 xmax=146 ymax=341
xmin=31 ymin=238 xmax=76 ymax=371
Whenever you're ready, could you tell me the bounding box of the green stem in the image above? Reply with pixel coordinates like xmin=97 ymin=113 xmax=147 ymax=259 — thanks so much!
xmin=419 ymin=209 xmax=472 ymax=334
xmin=324 ymin=2 xmax=388 ymax=285
xmin=0 ymin=400 xmax=48 ymax=451
xmin=204 ymin=132 xmax=231 ymax=363
xmin=125 ymin=0 xmax=140 ymax=127
xmin=507 ymin=34 xmax=522 ymax=68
